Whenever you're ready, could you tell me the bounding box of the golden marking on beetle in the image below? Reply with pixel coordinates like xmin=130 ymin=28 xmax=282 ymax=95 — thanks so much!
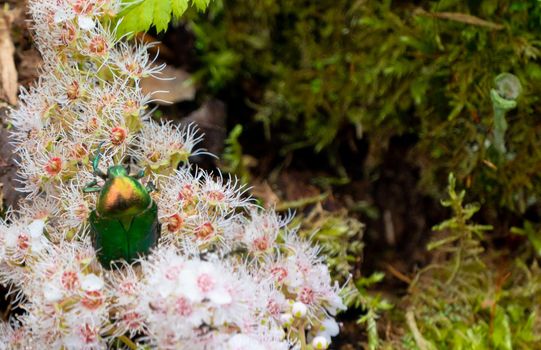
xmin=103 ymin=178 xmax=136 ymax=212
xmin=97 ymin=177 xmax=152 ymax=218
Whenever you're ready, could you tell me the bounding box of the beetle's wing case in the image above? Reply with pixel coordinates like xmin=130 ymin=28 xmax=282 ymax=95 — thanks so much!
xmin=90 ymin=200 xmax=160 ymax=267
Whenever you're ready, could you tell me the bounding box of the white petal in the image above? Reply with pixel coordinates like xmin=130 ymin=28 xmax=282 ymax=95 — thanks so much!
xmin=227 ymin=334 xmax=265 ymax=350
xmin=208 ymin=288 xmax=232 ymax=305
xmin=326 ymin=294 xmax=346 ymax=315
xmin=28 ymin=219 xmax=45 ymax=238
xmin=178 ymin=268 xmax=202 ymax=302
xmin=321 ymin=318 xmax=340 ymax=337
xmin=78 ymin=15 xmax=95 ymax=30
xmin=186 ymin=308 xmax=209 ymax=327
xmin=44 ymin=283 xmax=63 ymax=302
xmin=4 ymin=231 xmax=17 ymax=247
xmin=158 ymin=280 xmax=174 ymax=298
xmin=81 ymin=273 xmax=104 ymax=291
xmin=54 ymin=10 xmax=74 ymax=24
xmin=31 ymin=237 xmax=45 ymax=252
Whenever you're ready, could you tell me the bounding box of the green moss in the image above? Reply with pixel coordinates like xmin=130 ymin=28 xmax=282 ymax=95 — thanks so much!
xmin=385 ymin=175 xmax=541 ymax=349
xmin=181 ymin=2 xmax=541 ymax=346
xmin=219 ymin=124 xmax=252 ymax=183
xmin=189 ymin=0 xmax=541 ymax=214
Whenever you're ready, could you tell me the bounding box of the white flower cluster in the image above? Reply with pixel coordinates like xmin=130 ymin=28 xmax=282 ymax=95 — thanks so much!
xmin=0 ymin=0 xmax=346 ymax=349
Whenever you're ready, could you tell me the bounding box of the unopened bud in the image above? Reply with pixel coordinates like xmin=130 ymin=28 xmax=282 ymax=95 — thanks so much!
xmin=292 ymin=302 xmax=307 ymax=318
xmin=312 ymin=336 xmax=329 ymax=350
xmin=280 ymin=313 xmax=293 ymax=327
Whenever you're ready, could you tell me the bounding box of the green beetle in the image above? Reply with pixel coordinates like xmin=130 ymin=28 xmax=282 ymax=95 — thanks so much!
xmin=83 ymin=146 xmax=160 ymax=268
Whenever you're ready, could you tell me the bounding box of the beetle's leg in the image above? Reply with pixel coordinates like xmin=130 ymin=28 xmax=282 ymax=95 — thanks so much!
xmin=83 ymin=186 xmax=102 ymax=193
xmin=146 ymin=181 xmax=156 ymax=193
xmin=92 ymin=142 xmax=107 ymax=180
xmin=83 ymin=179 xmax=102 ymax=193
xmin=84 ymin=179 xmax=98 ymax=187
xmin=83 ymin=181 xmax=101 ymax=193
xmin=135 ymin=169 xmax=146 ymax=179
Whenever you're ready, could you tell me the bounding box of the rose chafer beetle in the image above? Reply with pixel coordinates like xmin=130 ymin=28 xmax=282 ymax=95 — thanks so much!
xmin=84 ymin=145 xmax=160 ymax=268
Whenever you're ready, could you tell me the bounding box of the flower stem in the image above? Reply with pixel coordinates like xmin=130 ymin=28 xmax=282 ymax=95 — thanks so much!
xmin=299 ymin=321 xmax=307 ymax=350
xmin=492 ymin=107 xmax=508 ymax=154
xmin=118 ymin=335 xmax=138 ymax=350
xmin=105 ymin=327 xmax=138 ymax=350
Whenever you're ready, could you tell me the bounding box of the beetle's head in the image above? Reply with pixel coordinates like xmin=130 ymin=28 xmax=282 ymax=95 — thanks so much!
xmin=107 ymin=165 xmax=129 ymax=178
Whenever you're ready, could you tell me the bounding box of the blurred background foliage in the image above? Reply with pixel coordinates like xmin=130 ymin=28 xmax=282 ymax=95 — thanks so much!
xmin=384 ymin=175 xmax=541 ymax=349
xmin=186 ymin=0 xmax=541 ymax=217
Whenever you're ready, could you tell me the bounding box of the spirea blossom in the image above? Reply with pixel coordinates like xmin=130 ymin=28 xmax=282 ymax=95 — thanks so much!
xmin=0 ymin=0 xmax=347 ymax=348
xmin=128 ymin=246 xmax=288 ymax=349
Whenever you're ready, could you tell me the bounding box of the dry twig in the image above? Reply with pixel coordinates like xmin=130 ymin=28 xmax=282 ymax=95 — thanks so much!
xmin=0 ymin=6 xmax=18 ymax=105
xmin=415 ymin=8 xmax=504 ymax=30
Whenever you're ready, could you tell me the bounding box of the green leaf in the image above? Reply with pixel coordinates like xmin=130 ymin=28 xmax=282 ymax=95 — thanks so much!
xmin=516 ymin=311 xmax=536 ymax=342
xmin=117 ymin=0 xmax=211 ymax=36
xmin=153 ymin=0 xmax=172 ymax=33
xmin=118 ymin=0 xmax=156 ymax=35
xmin=172 ymin=0 xmax=189 ymax=18
xmin=193 ymin=0 xmax=210 ymax=11
xmin=356 ymin=272 xmax=385 ymax=288
xmin=410 ymin=78 xmax=428 ymax=105
xmin=492 ymin=307 xmax=512 ymax=350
